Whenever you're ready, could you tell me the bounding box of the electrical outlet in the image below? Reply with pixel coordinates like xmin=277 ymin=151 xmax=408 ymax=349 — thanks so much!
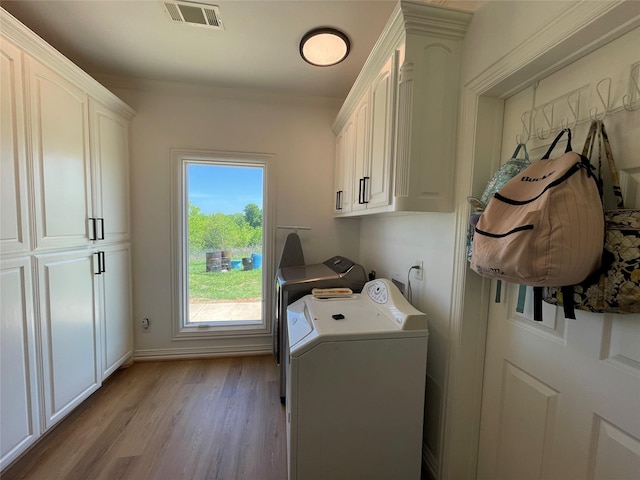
xmin=141 ymin=318 xmax=150 ymax=330
xmin=415 ymin=260 xmax=424 ymax=280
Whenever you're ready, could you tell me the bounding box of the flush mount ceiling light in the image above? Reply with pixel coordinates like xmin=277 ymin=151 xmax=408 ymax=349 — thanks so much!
xmin=300 ymin=28 xmax=350 ymax=67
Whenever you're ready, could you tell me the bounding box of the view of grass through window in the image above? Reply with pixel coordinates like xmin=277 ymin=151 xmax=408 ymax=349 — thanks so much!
xmin=187 ymin=163 xmax=263 ymax=323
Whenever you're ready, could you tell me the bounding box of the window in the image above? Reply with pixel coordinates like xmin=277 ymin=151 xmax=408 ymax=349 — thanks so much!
xmin=171 ymin=150 xmax=273 ymax=338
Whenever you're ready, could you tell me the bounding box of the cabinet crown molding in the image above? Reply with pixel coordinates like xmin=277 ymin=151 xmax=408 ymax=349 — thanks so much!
xmin=333 ymin=0 xmax=471 ymax=133
xmin=1 ymin=7 xmax=135 ymax=119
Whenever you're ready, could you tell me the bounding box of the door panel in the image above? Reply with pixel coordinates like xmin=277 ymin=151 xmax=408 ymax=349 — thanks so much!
xmin=0 ymin=258 xmax=39 ymax=469
xmin=36 ymin=250 xmax=100 ymax=429
xmin=0 ymin=39 xmax=30 ymax=255
xmin=29 ymin=58 xmax=91 ymax=250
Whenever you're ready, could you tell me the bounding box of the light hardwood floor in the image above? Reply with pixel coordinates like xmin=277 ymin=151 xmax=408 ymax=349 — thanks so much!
xmin=2 ymin=356 xmax=287 ymax=480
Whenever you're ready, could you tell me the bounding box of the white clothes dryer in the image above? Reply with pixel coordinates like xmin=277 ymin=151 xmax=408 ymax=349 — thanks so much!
xmin=286 ymin=278 xmax=429 ymax=480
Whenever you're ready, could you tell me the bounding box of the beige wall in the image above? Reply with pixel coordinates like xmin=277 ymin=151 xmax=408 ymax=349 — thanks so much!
xmin=101 ymin=78 xmax=361 ymax=357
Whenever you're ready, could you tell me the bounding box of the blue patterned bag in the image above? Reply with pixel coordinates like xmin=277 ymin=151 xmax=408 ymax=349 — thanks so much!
xmin=466 ymin=143 xmax=530 ymax=262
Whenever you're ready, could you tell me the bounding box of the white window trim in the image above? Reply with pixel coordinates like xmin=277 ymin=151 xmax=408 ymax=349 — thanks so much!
xmin=170 ymin=148 xmax=275 ymax=340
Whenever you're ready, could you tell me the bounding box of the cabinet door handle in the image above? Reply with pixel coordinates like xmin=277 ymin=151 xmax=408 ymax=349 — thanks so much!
xmin=98 ymin=218 xmax=105 ymax=240
xmin=336 ymin=191 xmax=343 ymax=210
xmin=100 ymin=251 xmax=106 ymax=273
xmin=89 ymin=218 xmax=97 ymax=241
xmin=362 ymin=177 xmax=370 ymax=204
xmin=94 ymin=251 xmax=102 ymax=275
xmin=358 ymin=178 xmax=364 ymax=204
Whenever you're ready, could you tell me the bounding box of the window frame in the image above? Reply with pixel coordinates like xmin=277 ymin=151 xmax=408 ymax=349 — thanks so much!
xmin=170 ymin=149 xmax=275 ymax=340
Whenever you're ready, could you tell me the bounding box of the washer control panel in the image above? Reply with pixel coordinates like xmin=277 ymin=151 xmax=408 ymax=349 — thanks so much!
xmin=365 ymin=280 xmax=388 ymax=304
xmin=362 ymin=278 xmax=428 ymax=331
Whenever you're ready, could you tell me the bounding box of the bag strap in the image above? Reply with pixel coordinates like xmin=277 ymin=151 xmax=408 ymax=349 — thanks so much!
xmin=582 ymin=120 xmax=601 ymax=186
xmin=511 ymin=143 xmax=530 ymax=162
xmin=599 ymin=121 xmax=625 ymax=209
xmin=582 ymin=120 xmax=598 ymax=157
xmin=541 ymin=128 xmax=572 ymax=160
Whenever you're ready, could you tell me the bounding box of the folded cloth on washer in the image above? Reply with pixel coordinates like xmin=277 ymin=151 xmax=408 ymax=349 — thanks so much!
xmin=311 ymin=288 xmax=353 ymax=298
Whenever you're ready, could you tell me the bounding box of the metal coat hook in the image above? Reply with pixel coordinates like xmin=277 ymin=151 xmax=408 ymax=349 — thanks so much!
xmin=515 ymin=110 xmax=531 ymax=144
xmin=564 ymin=90 xmax=581 ymax=130
xmin=589 ymin=77 xmax=611 ymax=120
xmin=622 ymin=63 xmax=640 ymax=111
xmin=536 ymin=103 xmax=553 ymax=140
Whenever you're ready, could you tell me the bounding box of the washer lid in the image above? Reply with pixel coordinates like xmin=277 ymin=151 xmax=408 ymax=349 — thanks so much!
xmin=287 ymin=300 xmax=314 ymax=348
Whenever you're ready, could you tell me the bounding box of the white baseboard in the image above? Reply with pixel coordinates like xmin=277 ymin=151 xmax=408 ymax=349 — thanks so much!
xmin=133 ymin=344 xmax=272 ymax=361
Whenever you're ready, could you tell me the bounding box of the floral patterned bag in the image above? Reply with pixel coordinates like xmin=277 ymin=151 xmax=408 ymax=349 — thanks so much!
xmin=542 ymin=121 xmax=640 ymax=314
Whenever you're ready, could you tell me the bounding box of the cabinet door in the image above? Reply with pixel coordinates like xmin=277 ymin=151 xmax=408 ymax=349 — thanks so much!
xmin=28 ymin=58 xmax=92 ymax=250
xmin=334 ymin=120 xmax=354 ymax=214
xmin=351 ymin=94 xmax=370 ymax=212
xmin=367 ymin=57 xmax=394 ymax=209
xmin=99 ymin=244 xmax=132 ymax=379
xmin=0 ymin=257 xmax=40 ymax=469
xmin=89 ymin=99 xmax=130 ymax=243
xmin=1 ymin=38 xmax=30 ymax=255
xmin=36 ymin=250 xmax=100 ymax=429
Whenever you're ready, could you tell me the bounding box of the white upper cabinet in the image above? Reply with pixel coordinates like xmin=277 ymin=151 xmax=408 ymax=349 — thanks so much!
xmin=28 ymin=57 xmax=93 ymax=250
xmin=334 ymin=120 xmax=353 ymax=214
xmin=333 ymin=1 xmax=472 ymax=216
xmin=363 ymin=55 xmax=395 ymax=210
xmin=1 ymin=38 xmax=30 ymax=255
xmin=335 ymin=56 xmax=395 ymax=214
xmin=89 ymin=99 xmax=130 ymax=243
xmin=351 ymin=92 xmax=371 ymax=212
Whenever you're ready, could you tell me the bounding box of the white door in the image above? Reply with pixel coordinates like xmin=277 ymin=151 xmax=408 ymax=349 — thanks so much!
xmin=0 ymin=257 xmax=39 ymax=469
xmin=351 ymin=92 xmax=370 ymax=212
xmin=0 ymin=37 xmax=30 ymax=256
xmin=334 ymin=120 xmax=353 ymax=214
xmin=100 ymin=243 xmax=132 ymax=379
xmin=89 ymin=98 xmax=130 ymax=243
xmin=36 ymin=249 xmax=100 ymax=429
xmin=477 ymin=28 xmax=640 ymax=480
xmin=28 ymin=57 xmax=92 ymax=250
xmin=367 ymin=54 xmax=394 ymax=209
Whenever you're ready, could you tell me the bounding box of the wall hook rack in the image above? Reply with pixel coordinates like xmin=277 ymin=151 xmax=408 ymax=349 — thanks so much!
xmin=536 ymin=103 xmax=554 ymax=140
xmin=589 ymin=77 xmax=612 ymax=120
xmin=515 ymin=110 xmax=532 ymax=144
xmin=622 ymin=63 xmax=640 ymax=111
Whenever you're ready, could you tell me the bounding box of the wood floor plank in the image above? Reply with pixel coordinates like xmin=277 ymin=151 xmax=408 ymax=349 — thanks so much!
xmin=2 ymin=356 xmax=287 ymax=480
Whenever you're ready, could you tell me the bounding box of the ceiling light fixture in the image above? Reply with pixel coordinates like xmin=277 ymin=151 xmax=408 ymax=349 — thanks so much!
xmin=300 ymin=28 xmax=350 ymax=67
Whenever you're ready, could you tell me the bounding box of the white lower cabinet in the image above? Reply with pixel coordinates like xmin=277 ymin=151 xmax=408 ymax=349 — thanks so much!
xmin=35 ymin=250 xmax=101 ymax=430
xmin=99 ymin=244 xmax=132 ymax=379
xmin=0 ymin=257 xmax=40 ymax=469
xmin=0 ymin=10 xmax=134 ymax=471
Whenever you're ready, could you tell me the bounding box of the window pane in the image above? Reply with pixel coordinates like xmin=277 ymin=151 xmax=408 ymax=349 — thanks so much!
xmin=186 ymin=163 xmax=263 ymax=325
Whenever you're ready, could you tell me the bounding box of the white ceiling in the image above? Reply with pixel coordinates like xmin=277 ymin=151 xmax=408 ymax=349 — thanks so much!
xmin=1 ymin=0 xmax=479 ymax=99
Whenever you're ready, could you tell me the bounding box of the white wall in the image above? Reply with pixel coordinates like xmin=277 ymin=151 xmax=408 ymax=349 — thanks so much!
xmin=100 ymin=78 xmax=361 ymax=357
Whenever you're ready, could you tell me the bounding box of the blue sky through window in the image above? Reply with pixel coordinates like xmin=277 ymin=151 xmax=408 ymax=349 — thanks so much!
xmin=188 ymin=163 xmax=263 ymax=215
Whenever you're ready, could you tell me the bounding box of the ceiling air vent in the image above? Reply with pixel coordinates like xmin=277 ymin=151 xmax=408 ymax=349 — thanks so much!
xmin=162 ymin=1 xmax=224 ymax=30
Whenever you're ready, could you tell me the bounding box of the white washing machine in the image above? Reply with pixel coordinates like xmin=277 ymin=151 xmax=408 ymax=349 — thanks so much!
xmin=286 ymin=279 xmax=429 ymax=480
